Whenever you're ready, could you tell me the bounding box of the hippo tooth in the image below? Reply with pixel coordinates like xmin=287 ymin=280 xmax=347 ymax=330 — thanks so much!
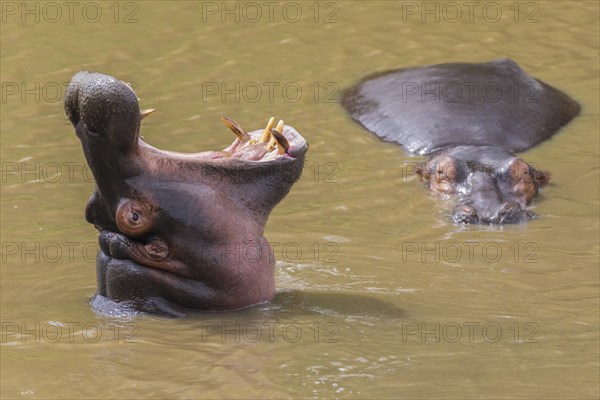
xmin=220 ymin=116 xmax=249 ymax=142
xmin=267 ymin=120 xmax=285 ymax=151
xmin=140 ymin=109 xmax=156 ymax=120
xmin=275 ymin=119 xmax=285 ymax=133
xmin=259 ymin=116 xmax=275 ymax=143
xmin=269 ymin=129 xmax=290 ymax=155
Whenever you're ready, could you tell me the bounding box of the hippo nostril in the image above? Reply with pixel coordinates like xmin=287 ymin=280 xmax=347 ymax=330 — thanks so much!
xmin=496 ymin=202 xmax=533 ymax=224
xmin=66 ymin=107 xmax=80 ymax=126
xmin=499 ymin=202 xmax=520 ymax=216
xmin=83 ymin=122 xmax=101 ymax=137
xmin=65 ymin=86 xmax=78 ymax=125
xmin=452 ymin=205 xmax=478 ymax=224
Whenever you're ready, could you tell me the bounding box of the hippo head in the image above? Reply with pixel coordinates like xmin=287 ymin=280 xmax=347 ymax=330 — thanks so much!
xmin=417 ymin=146 xmax=550 ymax=224
xmin=65 ymin=72 xmax=308 ymax=317
xmin=341 ymin=59 xmax=580 ymax=225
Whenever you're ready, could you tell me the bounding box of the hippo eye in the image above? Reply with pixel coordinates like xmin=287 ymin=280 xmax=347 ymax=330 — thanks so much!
xmin=84 ymin=122 xmax=100 ymax=137
xmin=116 ymin=199 xmax=153 ymax=237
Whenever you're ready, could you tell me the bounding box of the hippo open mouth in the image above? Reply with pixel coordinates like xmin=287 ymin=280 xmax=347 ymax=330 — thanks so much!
xmin=65 ymin=72 xmax=307 ymax=317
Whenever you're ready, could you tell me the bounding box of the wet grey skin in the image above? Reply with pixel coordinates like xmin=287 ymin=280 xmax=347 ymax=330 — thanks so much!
xmin=342 ymin=58 xmax=580 ymax=224
xmin=65 ymin=72 xmax=308 ymax=317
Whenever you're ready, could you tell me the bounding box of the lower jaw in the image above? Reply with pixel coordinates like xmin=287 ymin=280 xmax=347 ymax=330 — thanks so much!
xmin=93 ymin=249 xmax=276 ymax=317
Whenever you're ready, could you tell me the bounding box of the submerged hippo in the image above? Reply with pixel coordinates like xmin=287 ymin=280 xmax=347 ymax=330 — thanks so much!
xmin=65 ymin=72 xmax=308 ymax=317
xmin=342 ymin=59 xmax=580 ymax=224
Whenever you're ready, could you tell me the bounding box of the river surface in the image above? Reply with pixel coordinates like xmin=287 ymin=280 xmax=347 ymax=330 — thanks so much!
xmin=1 ymin=1 xmax=598 ymax=399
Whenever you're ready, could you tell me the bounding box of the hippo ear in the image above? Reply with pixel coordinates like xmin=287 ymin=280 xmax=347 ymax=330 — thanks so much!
xmin=534 ymin=170 xmax=551 ymax=187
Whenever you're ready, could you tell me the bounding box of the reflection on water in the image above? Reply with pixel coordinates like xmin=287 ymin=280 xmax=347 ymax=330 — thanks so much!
xmin=1 ymin=1 xmax=598 ymax=399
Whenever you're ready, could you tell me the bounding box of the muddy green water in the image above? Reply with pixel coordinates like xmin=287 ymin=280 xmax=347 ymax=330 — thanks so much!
xmin=1 ymin=1 xmax=598 ymax=399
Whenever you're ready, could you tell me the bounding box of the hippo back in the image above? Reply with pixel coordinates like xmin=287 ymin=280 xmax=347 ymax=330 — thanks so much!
xmin=342 ymin=59 xmax=580 ymax=155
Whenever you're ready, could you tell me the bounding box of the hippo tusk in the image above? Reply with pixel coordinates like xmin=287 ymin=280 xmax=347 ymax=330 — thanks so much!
xmin=141 ymin=109 xmax=156 ymax=120
xmin=275 ymin=120 xmax=285 ymax=133
xmin=259 ymin=117 xmax=275 ymax=143
xmin=220 ymin=116 xmax=249 ymax=142
xmin=267 ymin=120 xmax=285 ymax=151
xmin=269 ymin=129 xmax=290 ymax=155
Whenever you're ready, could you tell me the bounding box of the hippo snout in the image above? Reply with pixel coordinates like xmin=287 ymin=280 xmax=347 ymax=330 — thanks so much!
xmin=495 ymin=202 xmax=535 ymax=224
xmin=65 ymin=71 xmax=141 ymax=152
xmin=453 ymin=201 xmax=536 ymax=225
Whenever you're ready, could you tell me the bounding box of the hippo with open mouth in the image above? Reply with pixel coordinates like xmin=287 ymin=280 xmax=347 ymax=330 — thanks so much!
xmin=65 ymin=72 xmax=308 ymax=317
xmin=342 ymin=59 xmax=580 ymax=224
